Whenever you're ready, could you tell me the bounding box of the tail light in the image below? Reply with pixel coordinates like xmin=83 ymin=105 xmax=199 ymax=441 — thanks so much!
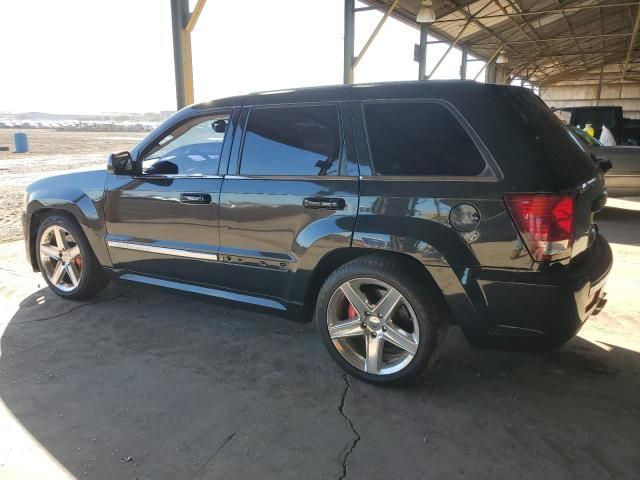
xmin=505 ymin=193 xmax=575 ymax=262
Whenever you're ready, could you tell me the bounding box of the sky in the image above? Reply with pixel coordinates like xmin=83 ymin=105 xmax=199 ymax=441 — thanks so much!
xmin=0 ymin=0 xmax=486 ymax=114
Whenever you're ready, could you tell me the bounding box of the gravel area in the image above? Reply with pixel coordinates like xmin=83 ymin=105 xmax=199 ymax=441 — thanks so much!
xmin=0 ymin=129 xmax=145 ymax=242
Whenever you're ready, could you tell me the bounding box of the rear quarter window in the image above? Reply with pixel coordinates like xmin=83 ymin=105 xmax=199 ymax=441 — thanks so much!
xmin=499 ymin=90 xmax=597 ymax=181
xmin=363 ymin=101 xmax=488 ymax=177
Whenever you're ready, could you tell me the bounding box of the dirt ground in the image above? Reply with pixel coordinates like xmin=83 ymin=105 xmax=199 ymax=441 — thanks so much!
xmin=0 ymin=131 xmax=638 ymax=478
xmin=0 ymin=129 xmax=145 ymax=242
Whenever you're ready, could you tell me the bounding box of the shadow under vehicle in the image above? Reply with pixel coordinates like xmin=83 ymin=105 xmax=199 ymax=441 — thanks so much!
xmin=1 ymin=284 xmax=639 ymax=478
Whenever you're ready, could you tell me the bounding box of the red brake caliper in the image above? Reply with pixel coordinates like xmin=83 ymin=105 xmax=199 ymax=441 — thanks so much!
xmin=347 ymin=303 xmax=358 ymax=320
xmin=74 ymin=256 xmax=83 ymax=270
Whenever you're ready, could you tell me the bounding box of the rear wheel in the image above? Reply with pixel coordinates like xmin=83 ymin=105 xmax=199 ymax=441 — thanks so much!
xmin=315 ymin=254 xmax=447 ymax=385
xmin=36 ymin=215 xmax=108 ymax=299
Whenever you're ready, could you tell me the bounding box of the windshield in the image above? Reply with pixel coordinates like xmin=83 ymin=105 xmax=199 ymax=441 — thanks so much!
xmin=145 ymin=117 xmax=227 ymax=161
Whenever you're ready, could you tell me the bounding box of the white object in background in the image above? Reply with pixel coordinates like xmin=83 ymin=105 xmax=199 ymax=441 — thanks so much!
xmin=600 ymin=125 xmax=617 ymax=146
xmin=416 ymin=0 xmax=435 ymax=23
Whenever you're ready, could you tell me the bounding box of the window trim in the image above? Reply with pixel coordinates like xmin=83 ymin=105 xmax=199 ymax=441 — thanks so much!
xmin=135 ymin=108 xmax=233 ymax=179
xmin=360 ymin=98 xmax=503 ymax=182
xmin=235 ymin=102 xmax=345 ymax=179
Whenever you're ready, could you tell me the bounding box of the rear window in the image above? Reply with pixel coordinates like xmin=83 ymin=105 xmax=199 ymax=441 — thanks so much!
xmin=498 ymin=90 xmax=597 ymax=181
xmin=570 ymin=108 xmax=618 ymax=139
xmin=240 ymin=105 xmax=340 ymax=176
xmin=363 ymin=101 xmax=487 ymax=177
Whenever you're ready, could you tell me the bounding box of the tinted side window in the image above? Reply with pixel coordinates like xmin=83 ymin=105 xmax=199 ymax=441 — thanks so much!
xmin=364 ymin=102 xmax=486 ymax=176
xmin=142 ymin=114 xmax=229 ymax=176
xmin=240 ymin=105 xmax=340 ymax=176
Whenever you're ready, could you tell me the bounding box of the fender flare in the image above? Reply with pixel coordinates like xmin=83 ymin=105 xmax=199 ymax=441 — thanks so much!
xmin=25 ymin=188 xmax=112 ymax=269
xmin=288 ymin=214 xmax=488 ymax=328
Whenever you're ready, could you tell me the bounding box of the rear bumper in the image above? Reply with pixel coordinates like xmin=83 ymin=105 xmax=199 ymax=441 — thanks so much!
xmin=462 ymin=234 xmax=613 ymax=350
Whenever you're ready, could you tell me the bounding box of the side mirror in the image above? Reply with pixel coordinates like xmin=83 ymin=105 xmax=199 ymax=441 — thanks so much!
xmin=212 ymin=119 xmax=227 ymax=133
xmin=107 ymin=151 xmax=134 ymax=174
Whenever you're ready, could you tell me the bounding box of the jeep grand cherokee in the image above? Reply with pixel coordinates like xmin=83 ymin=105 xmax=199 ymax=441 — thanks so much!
xmin=23 ymin=81 xmax=612 ymax=384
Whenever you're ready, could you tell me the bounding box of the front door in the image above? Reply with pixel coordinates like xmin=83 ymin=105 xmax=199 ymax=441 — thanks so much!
xmin=103 ymin=109 xmax=233 ymax=286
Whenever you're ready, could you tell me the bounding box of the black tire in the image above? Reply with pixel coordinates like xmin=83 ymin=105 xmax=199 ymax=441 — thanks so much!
xmin=315 ymin=254 xmax=448 ymax=386
xmin=35 ymin=214 xmax=109 ymax=300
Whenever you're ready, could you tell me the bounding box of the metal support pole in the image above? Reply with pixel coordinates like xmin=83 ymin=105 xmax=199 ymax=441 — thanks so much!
xmin=486 ymin=62 xmax=497 ymax=83
xmin=171 ymin=0 xmax=194 ymax=109
xmin=343 ymin=0 xmax=355 ymax=84
xmin=596 ymin=66 xmax=604 ymax=106
xmin=418 ymin=24 xmax=428 ymax=80
xmin=460 ymin=48 xmax=468 ymax=80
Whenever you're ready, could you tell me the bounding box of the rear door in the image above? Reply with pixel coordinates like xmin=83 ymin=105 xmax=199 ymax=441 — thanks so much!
xmin=216 ymin=102 xmax=359 ymax=303
xmin=104 ymin=109 xmax=235 ymax=285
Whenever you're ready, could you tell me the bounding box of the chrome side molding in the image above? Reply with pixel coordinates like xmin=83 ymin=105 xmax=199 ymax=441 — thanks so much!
xmin=106 ymin=240 xmax=218 ymax=261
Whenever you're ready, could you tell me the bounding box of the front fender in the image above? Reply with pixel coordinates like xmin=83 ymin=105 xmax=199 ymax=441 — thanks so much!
xmin=25 ymin=178 xmax=112 ymax=269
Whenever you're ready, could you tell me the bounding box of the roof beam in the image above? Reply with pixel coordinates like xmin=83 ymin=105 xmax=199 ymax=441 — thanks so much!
xmin=461 ymin=0 xmax=612 ymax=46
xmin=472 ymin=31 xmax=633 ymax=46
xmin=554 ymin=0 xmax=589 ymax=73
xmin=433 ymin=2 xmax=640 ymax=23
xmin=473 ymin=44 xmax=503 ymax=81
xmin=426 ymin=20 xmax=471 ymax=79
xmin=509 ymin=49 xmax=634 ymax=59
xmin=185 ymin=0 xmax=207 ymax=33
xmin=476 ymin=20 xmax=628 ymax=80
xmin=539 ymin=51 xmax=635 ymax=84
xmin=547 ymin=70 xmax=640 ymax=80
xmin=358 ymin=0 xmax=506 ymax=64
xmin=494 ymin=0 xmax=561 ymax=84
xmin=441 ymin=0 xmax=504 ymax=45
xmin=428 ymin=0 xmax=486 ymax=20
xmin=352 ymin=0 xmax=400 ymax=69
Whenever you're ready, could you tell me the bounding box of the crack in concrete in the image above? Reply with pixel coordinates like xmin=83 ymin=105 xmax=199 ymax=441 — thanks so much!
xmin=15 ymin=291 xmax=128 ymax=325
xmin=189 ymin=432 xmax=236 ymax=480
xmin=338 ymin=373 xmax=361 ymax=480
xmin=0 ymin=266 xmax=20 ymax=277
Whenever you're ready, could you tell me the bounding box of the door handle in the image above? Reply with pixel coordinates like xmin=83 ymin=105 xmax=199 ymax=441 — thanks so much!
xmin=303 ymin=197 xmax=346 ymax=210
xmin=180 ymin=193 xmax=212 ymax=204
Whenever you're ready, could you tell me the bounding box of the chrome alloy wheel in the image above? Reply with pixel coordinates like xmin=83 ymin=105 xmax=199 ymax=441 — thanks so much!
xmin=326 ymin=278 xmax=420 ymax=375
xmin=39 ymin=225 xmax=83 ymax=292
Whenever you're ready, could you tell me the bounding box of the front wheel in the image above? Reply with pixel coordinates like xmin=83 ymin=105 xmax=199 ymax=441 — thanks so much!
xmin=315 ymin=255 xmax=447 ymax=385
xmin=35 ymin=214 xmax=108 ymax=299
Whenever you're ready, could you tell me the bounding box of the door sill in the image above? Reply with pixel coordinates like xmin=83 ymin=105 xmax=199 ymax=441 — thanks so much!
xmin=117 ymin=272 xmax=288 ymax=311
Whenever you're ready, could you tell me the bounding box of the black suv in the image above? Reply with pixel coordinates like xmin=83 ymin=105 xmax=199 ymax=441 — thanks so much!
xmin=23 ymin=81 xmax=612 ymax=384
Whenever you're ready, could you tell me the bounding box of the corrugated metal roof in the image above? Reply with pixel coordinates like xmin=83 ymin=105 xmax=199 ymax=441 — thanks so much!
xmin=361 ymin=0 xmax=640 ymax=86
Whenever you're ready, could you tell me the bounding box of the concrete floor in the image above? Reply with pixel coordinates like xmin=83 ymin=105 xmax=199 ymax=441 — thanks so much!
xmin=1 ymin=201 xmax=639 ymax=480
